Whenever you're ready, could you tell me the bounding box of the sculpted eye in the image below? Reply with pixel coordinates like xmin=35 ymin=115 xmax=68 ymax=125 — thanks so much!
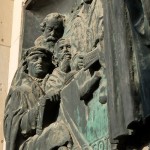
xmin=67 ymin=45 xmax=71 ymax=48
xmin=42 ymin=56 xmax=48 ymax=62
xmin=48 ymin=28 xmax=52 ymax=31
xmin=32 ymin=56 xmax=38 ymax=62
xmin=60 ymin=46 xmax=63 ymax=50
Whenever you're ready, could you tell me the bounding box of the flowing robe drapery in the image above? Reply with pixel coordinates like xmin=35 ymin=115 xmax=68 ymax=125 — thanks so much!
xmin=4 ymin=73 xmax=71 ymax=150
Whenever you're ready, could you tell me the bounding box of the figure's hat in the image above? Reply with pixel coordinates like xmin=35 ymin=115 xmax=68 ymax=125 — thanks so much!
xmin=25 ymin=46 xmax=53 ymax=59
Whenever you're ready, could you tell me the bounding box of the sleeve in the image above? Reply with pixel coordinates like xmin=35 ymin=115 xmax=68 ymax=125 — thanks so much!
xmin=20 ymin=103 xmax=39 ymax=136
xmin=79 ymin=71 xmax=101 ymax=98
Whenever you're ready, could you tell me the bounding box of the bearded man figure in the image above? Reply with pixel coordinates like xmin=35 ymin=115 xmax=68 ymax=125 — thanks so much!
xmin=35 ymin=13 xmax=65 ymax=53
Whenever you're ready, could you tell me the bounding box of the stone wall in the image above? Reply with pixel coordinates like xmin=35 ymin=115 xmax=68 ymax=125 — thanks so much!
xmin=0 ymin=0 xmax=14 ymax=149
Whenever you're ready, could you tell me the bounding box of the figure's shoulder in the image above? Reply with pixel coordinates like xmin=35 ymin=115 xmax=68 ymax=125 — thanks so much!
xmin=13 ymin=76 xmax=33 ymax=93
xmin=12 ymin=84 xmax=31 ymax=96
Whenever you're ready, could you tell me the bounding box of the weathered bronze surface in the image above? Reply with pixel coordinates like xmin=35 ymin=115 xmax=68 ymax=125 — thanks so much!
xmin=4 ymin=0 xmax=150 ymax=149
xmin=104 ymin=0 xmax=150 ymax=149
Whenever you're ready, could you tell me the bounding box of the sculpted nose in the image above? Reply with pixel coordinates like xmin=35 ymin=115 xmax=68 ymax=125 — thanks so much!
xmin=50 ymin=29 xmax=55 ymax=36
xmin=63 ymin=47 xmax=68 ymax=53
xmin=37 ymin=57 xmax=42 ymax=63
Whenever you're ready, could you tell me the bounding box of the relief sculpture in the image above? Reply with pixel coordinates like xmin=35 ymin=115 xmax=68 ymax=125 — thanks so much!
xmin=6 ymin=0 xmax=150 ymax=149
xmin=4 ymin=47 xmax=72 ymax=150
xmin=34 ymin=13 xmax=65 ymax=53
xmin=4 ymin=0 xmax=109 ymax=150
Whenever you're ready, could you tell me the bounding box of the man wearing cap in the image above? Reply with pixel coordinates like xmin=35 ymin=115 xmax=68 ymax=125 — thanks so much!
xmin=4 ymin=46 xmax=72 ymax=150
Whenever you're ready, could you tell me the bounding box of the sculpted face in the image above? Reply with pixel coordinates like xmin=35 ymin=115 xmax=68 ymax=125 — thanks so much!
xmin=27 ymin=52 xmax=51 ymax=78
xmin=54 ymin=39 xmax=71 ymax=73
xmin=44 ymin=18 xmax=64 ymax=43
xmin=56 ymin=39 xmax=71 ymax=62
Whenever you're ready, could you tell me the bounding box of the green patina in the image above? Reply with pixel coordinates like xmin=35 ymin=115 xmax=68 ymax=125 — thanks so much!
xmin=74 ymin=87 xmax=111 ymax=149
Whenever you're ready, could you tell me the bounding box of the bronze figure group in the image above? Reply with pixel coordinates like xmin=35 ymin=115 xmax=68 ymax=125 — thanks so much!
xmin=4 ymin=0 xmax=104 ymax=148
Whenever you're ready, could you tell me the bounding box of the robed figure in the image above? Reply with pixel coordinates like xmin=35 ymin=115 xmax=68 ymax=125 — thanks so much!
xmin=4 ymin=47 xmax=72 ymax=150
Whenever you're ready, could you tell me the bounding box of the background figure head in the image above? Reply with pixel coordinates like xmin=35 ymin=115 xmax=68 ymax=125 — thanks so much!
xmin=53 ymin=38 xmax=71 ymax=73
xmin=40 ymin=13 xmax=65 ymax=44
xmin=25 ymin=46 xmax=54 ymax=78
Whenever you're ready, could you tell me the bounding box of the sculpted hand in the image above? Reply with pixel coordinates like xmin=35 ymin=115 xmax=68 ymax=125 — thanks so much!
xmin=93 ymin=70 xmax=101 ymax=79
xmin=77 ymin=54 xmax=84 ymax=70
xmin=59 ymin=56 xmax=71 ymax=73
xmin=44 ymin=89 xmax=60 ymax=102
xmin=71 ymin=53 xmax=84 ymax=71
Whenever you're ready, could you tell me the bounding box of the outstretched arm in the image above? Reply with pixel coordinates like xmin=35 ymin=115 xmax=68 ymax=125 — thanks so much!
xmin=79 ymin=71 xmax=101 ymax=98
